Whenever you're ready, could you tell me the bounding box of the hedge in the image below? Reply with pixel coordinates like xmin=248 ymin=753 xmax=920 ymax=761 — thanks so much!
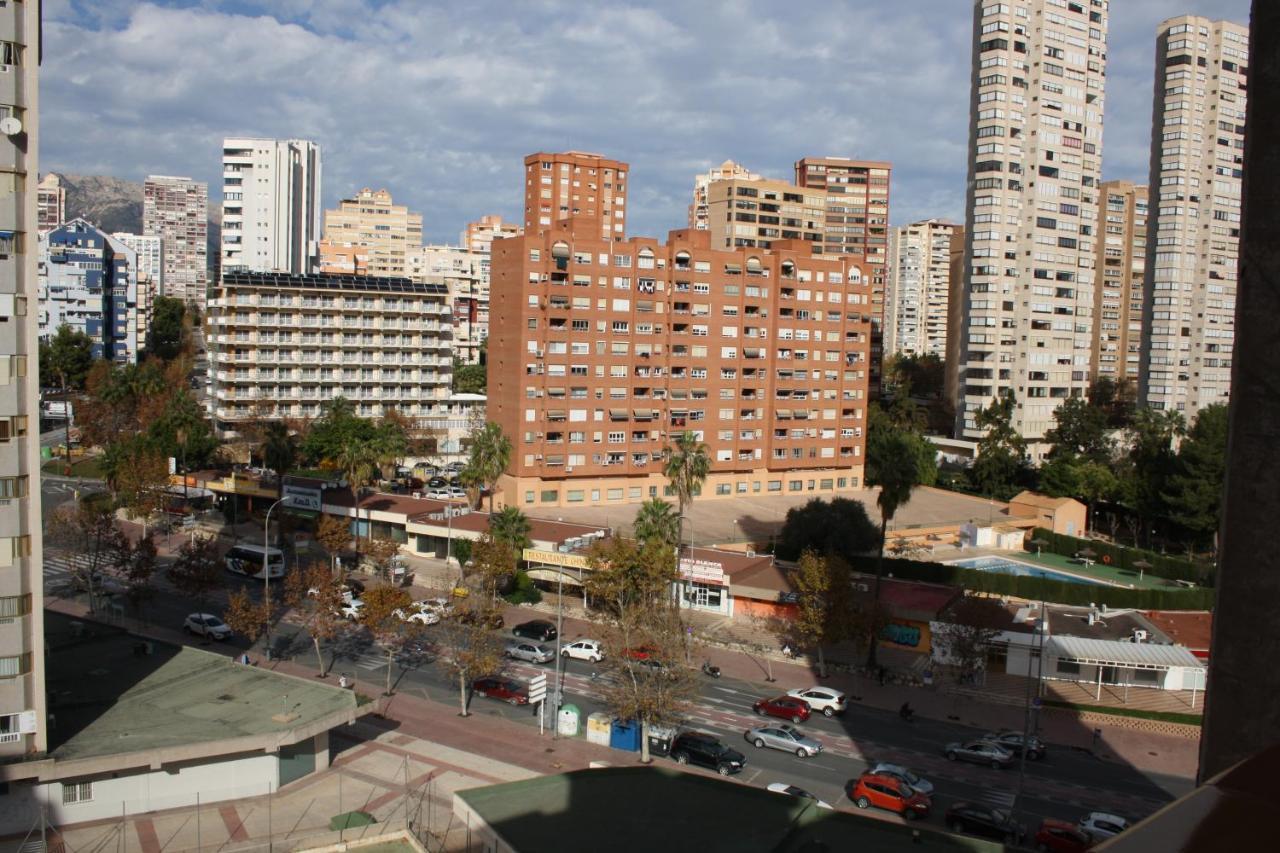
xmin=847 ymin=555 xmax=1215 ymax=610
xmin=1029 ymin=527 xmax=1215 ymax=587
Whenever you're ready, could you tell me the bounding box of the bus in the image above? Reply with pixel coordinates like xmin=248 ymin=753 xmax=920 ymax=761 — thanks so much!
xmin=224 ymin=544 xmax=286 ymax=580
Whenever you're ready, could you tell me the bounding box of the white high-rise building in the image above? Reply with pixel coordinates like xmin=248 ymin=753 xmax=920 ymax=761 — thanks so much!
xmin=956 ymin=0 xmax=1109 ymax=445
xmin=221 ymin=138 xmax=322 ymax=275
xmin=143 ymin=175 xmax=207 ymax=305
xmin=0 ymin=0 xmax=47 ymax=759
xmin=1139 ymin=16 xmax=1248 ymax=418
xmin=113 ymin=232 xmax=162 ymax=348
xmin=887 ymin=220 xmax=962 ymax=359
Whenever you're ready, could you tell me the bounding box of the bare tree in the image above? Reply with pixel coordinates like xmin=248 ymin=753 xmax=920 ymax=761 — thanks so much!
xmin=359 ymin=584 xmax=415 ymax=696
xmin=168 ymin=534 xmax=224 ymax=614
xmin=436 ymin=600 xmax=506 ymax=716
xmin=935 ymin=595 xmax=1008 ymax=687
xmin=283 ymin=561 xmax=349 ymax=677
xmin=316 ymin=514 xmax=352 ymax=575
xmin=46 ymin=500 xmax=127 ymax=611
xmin=223 ymin=587 xmax=275 ymax=646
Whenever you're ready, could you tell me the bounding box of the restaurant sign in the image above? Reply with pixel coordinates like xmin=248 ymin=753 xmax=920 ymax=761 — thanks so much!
xmin=678 ymin=557 xmax=725 ymax=585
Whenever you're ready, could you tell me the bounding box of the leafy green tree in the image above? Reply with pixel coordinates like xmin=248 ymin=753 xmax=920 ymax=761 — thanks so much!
xmin=789 ymin=551 xmax=860 ymax=678
xmin=489 ymin=506 xmax=532 ymax=558
xmin=1163 ymin=403 xmax=1229 ymax=551
xmin=300 ymin=397 xmax=360 ymax=465
xmin=1044 ymin=396 xmax=1112 ymax=464
xmin=168 ymin=534 xmax=224 ymax=615
xmin=41 ymin=325 xmax=95 ymax=473
xmin=261 ymin=422 xmax=298 ymax=500
xmin=970 ymin=392 xmax=1030 ymax=499
xmin=866 ymin=404 xmax=937 ymax=488
xmin=631 ymin=498 xmax=680 ymax=550
xmin=1118 ymin=407 xmax=1184 ymax=546
xmin=866 ymin=429 xmax=927 ymax=668
xmin=469 ymin=532 xmax=516 ymax=602
xmin=145 ymin=296 xmax=187 ymax=361
xmin=461 ymin=421 xmax=512 ymax=513
xmin=776 ymin=498 xmax=880 ymax=564
xmin=662 ymin=430 xmax=710 ymax=525
xmin=1088 ymin=376 xmax=1137 ymax=429
xmin=452 ymin=360 xmax=487 ymax=394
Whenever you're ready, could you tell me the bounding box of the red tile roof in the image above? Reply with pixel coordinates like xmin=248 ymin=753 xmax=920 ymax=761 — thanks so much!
xmin=1142 ymin=610 xmax=1212 ymax=657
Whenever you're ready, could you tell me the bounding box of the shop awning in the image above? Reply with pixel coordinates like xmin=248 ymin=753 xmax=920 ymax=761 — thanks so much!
xmin=547 ymin=410 xmax=566 ymax=419
xmin=609 ymin=409 xmax=628 ymax=419
xmin=633 ymin=409 xmax=656 ymax=420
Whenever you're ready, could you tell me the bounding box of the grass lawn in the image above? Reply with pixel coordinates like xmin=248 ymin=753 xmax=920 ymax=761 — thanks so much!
xmin=41 ymin=456 xmax=107 ymax=479
xmin=1017 ymin=550 xmax=1179 ymax=590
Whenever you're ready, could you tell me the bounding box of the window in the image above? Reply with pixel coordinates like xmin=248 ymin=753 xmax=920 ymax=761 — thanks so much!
xmin=0 ymin=651 xmax=30 ymax=678
xmin=0 ymin=595 xmax=29 ymax=618
xmin=62 ymin=782 xmax=93 ymax=805
xmin=1057 ymin=660 xmax=1081 ymax=675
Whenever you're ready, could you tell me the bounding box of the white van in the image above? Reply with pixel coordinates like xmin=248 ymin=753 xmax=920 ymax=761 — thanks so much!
xmin=225 ymin=544 xmax=286 ymax=579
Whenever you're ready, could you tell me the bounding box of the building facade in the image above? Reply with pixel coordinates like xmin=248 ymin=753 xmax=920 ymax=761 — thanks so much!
xmin=316 ymin=188 xmax=422 ymax=278
xmin=0 ymin=0 xmax=47 ymax=759
xmin=689 ymin=160 xmax=762 ymax=232
xmin=36 ymin=172 xmax=62 ymax=235
xmin=142 ymin=175 xmax=207 ymax=305
xmin=886 ymin=220 xmax=962 ymax=359
xmin=488 ymin=221 xmax=872 ymax=509
xmin=38 ymin=220 xmax=140 ymax=362
xmin=221 ymin=138 xmax=322 ymax=275
xmin=702 ymin=175 xmax=826 ymax=251
xmin=523 ymin=151 xmax=627 ymax=240
xmin=1092 ymin=181 xmax=1147 ymax=384
xmin=955 ymin=0 xmax=1110 ymax=443
xmin=461 ymin=214 xmax=522 ymax=254
xmin=111 ymin=232 xmax=161 ymax=351
xmin=1139 ymin=16 xmax=1248 ymax=417
xmin=406 ymin=244 xmax=487 ymax=365
xmin=207 ymin=272 xmax=452 ymax=436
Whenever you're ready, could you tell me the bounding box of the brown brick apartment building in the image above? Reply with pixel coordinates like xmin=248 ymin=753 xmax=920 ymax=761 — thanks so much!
xmin=523 ymin=152 xmax=628 ymax=240
xmin=488 ymin=220 xmax=872 ymax=509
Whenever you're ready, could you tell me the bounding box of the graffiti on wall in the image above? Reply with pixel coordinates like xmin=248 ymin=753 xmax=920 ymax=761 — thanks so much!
xmin=881 ymin=622 xmax=923 ymax=649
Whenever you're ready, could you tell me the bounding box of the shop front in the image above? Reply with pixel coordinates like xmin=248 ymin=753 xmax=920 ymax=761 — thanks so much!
xmin=676 ymin=555 xmax=731 ymax=616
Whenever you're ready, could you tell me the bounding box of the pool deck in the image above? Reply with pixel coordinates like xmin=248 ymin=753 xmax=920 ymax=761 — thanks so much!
xmin=949 ymin=551 xmax=1177 ymax=590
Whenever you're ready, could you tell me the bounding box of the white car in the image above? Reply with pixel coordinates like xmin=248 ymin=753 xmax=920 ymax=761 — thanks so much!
xmin=447 ymin=487 xmax=467 ymax=499
xmin=786 ymin=686 xmax=847 ymax=717
xmin=766 ymin=782 xmax=833 ymax=810
xmin=393 ymin=607 xmax=440 ymax=626
xmin=1079 ymin=812 xmax=1130 ymax=841
xmin=415 ymin=597 xmax=455 ymax=618
xmin=184 ymin=613 xmax=231 ymax=640
xmin=339 ymin=599 xmax=365 ymax=620
xmin=870 ymin=763 xmax=934 ymax=796
xmin=560 ymin=639 xmax=604 ymax=662
xmin=427 ymin=489 xmax=451 ymax=500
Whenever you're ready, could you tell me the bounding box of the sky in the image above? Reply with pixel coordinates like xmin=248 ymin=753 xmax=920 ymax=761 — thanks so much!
xmin=43 ymin=0 xmax=1252 ymax=244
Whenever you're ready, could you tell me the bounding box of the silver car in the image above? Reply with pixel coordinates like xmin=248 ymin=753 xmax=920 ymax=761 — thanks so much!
xmin=744 ymin=723 xmax=823 ymax=758
xmin=505 ymin=641 xmax=555 ymax=664
xmin=870 ymin=763 xmax=935 ymax=796
xmin=944 ymin=739 xmax=1015 ymax=768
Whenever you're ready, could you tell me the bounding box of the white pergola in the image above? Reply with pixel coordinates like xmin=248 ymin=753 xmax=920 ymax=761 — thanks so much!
xmin=1045 ymin=635 xmax=1207 ymax=708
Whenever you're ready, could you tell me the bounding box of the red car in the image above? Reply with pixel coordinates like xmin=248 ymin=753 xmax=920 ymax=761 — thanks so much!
xmin=1035 ymin=818 xmax=1094 ymax=852
xmin=471 ymin=676 xmax=529 ymax=706
xmin=752 ymin=695 xmax=811 ymax=724
xmin=847 ymin=772 xmax=931 ymax=820
xmin=622 ymin=646 xmax=658 ymax=661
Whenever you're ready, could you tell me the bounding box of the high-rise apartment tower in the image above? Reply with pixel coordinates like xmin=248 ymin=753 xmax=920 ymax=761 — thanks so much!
xmin=1139 ymin=16 xmax=1248 ymax=417
xmin=143 ymin=175 xmax=207 ymax=304
xmin=523 ymin=152 xmax=627 ymax=240
xmin=317 ymin=188 xmax=423 ymax=278
xmin=1092 ymin=181 xmax=1147 ymax=384
xmin=689 ymin=160 xmax=762 ymax=232
xmin=36 ymin=173 xmax=63 ymax=235
xmin=221 ymin=138 xmax=322 ymax=275
xmin=887 ymin=220 xmax=963 ymax=360
xmin=955 ymin=0 xmax=1109 ymax=445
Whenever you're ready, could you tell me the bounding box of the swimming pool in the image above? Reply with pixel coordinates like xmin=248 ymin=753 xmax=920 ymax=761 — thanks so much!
xmin=947 ymin=556 xmax=1105 ymax=586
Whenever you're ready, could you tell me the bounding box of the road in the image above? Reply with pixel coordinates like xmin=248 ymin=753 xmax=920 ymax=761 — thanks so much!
xmin=42 ymin=539 xmax=1192 ymax=846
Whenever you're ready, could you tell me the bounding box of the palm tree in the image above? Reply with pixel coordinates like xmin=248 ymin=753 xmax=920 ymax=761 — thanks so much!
xmin=338 ymin=439 xmax=381 ymax=549
xmin=261 ymin=422 xmax=297 ymax=501
xmin=865 ymin=431 xmax=925 ymax=668
xmin=463 ymin=421 xmax=512 ymax=513
xmin=632 ymin=498 xmax=680 ymax=549
xmin=662 ymin=430 xmax=710 ymax=530
xmin=489 ymin=506 xmax=533 ymax=559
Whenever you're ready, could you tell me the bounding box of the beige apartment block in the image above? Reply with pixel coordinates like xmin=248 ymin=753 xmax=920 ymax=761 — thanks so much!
xmin=36 ymin=172 xmax=63 ymax=235
xmin=887 ymin=220 xmax=962 ymax=360
xmin=956 ymin=0 xmax=1109 ymax=444
xmin=524 ymin=151 xmax=628 ymax=240
xmin=702 ymin=176 xmax=826 ymax=252
xmin=689 ymin=159 xmax=762 ymax=232
xmin=207 ymin=272 xmax=452 ymax=437
xmin=406 ymin=244 xmax=488 ymax=365
xmin=0 ymin=0 xmax=47 ymax=759
xmin=1139 ymin=16 xmax=1247 ymax=418
xmin=143 ymin=175 xmax=208 ymax=304
xmin=1092 ymin=181 xmax=1147 ymax=384
xmin=488 ymin=219 xmax=872 ymax=510
xmin=461 ymin=214 xmax=522 ymax=254
xmin=317 ymin=188 xmax=423 ymax=278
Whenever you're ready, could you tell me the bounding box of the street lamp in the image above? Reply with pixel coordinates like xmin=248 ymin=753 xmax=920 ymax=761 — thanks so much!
xmin=263 ymin=495 xmax=296 ymax=653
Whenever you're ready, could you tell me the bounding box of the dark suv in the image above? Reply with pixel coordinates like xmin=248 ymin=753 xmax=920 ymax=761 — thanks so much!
xmin=512 ymin=620 xmax=558 ymax=642
xmin=670 ymin=731 xmax=746 ymax=776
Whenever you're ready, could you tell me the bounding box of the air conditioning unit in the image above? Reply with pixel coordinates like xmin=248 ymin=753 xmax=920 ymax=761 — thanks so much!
xmin=854 ymin=582 xmax=870 ymax=593
xmin=565 ymin=466 xmax=574 ymax=472
xmin=746 ymin=550 xmax=756 ymax=557
xmin=534 ymin=454 xmax=543 ymax=460
xmin=535 ymin=350 xmax=545 ymax=358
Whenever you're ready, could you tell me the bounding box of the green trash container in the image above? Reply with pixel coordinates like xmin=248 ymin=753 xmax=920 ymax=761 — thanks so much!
xmin=41 ymin=446 xmax=53 ymax=461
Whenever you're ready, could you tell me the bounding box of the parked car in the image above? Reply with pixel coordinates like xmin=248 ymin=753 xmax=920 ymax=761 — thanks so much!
xmin=471 ymin=676 xmax=529 ymax=705
xmin=669 ymin=731 xmax=746 ymax=776
xmin=339 ymin=599 xmax=366 ymax=621
xmin=393 ymin=607 xmax=440 ymax=626
xmin=847 ymin=772 xmax=931 ymax=820
xmin=786 ymin=686 xmax=847 ymax=717
xmin=427 ymin=489 xmax=451 ymax=500
xmin=744 ymin=723 xmax=822 ymax=758
xmin=512 ymin=620 xmax=558 ymax=642
xmin=505 ymin=641 xmax=555 ymax=664
xmin=987 ymin=730 xmax=1047 ymax=760
xmin=869 ymin=763 xmax=934 ymax=797
xmin=945 ymin=802 xmax=1025 ymax=844
xmin=447 ymin=487 xmax=467 ymax=499
xmin=1035 ymin=818 xmax=1095 ymax=852
xmin=415 ymin=597 xmax=454 ymax=618
xmin=944 ymin=739 xmax=1016 ymax=768
xmin=561 ymin=639 xmax=604 ymax=662
xmin=427 ymin=477 xmax=447 ymax=488
xmin=753 ymin=695 xmax=812 ymax=724
xmin=765 ymin=783 xmax=833 ymax=810
xmin=1078 ymin=812 xmax=1130 ymax=842
xmin=183 ymin=613 xmax=231 ymax=640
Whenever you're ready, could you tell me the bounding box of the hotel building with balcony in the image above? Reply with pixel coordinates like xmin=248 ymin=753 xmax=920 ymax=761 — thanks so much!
xmin=488 ymin=220 xmax=871 ymax=509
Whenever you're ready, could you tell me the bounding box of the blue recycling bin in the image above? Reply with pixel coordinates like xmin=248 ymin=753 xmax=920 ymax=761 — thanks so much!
xmin=609 ymin=718 xmax=641 ymax=752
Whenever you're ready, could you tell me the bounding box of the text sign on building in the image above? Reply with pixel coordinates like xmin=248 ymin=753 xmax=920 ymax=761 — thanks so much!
xmin=528 ymin=673 xmax=548 ymax=704
xmin=679 ymin=558 xmax=725 ymax=585
xmin=282 ymin=483 xmax=323 ymax=511
xmin=522 ymin=548 xmax=589 ymax=569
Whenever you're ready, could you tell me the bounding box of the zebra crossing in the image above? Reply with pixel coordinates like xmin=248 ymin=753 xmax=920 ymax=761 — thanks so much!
xmin=42 ymin=551 xmax=97 ymax=591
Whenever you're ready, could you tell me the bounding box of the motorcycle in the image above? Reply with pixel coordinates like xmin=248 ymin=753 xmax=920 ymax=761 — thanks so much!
xmin=701 ymin=660 xmax=722 ymax=679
